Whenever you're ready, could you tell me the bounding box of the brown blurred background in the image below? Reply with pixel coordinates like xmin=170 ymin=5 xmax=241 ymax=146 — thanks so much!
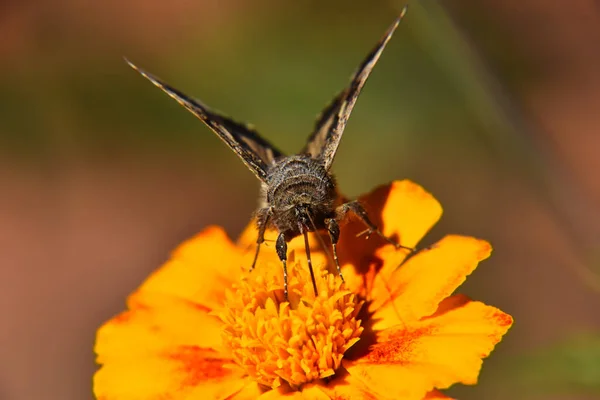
xmin=1 ymin=1 xmax=600 ymax=399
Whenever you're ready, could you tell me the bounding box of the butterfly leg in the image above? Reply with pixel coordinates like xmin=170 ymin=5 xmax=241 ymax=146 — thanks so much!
xmin=325 ymin=218 xmax=345 ymax=283
xmin=336 ymin=200 xmax=414 ymax=251
xmin=251 ymin=207 xmax=271 ymax=271
xmin=275 ymin=232 xmax=289 ymax=301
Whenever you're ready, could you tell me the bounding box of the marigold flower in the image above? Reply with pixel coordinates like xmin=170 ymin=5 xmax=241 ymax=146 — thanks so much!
xmin=94 ymin=180 xmax=513 ymax=400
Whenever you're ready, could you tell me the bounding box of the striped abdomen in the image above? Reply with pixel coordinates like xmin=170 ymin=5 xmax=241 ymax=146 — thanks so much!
xmin=263 ymin=155 xmax=337 ymax=239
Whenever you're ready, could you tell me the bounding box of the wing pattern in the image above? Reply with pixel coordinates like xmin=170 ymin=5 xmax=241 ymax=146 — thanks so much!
xmin=302 ymin=6 xmax=407 ymax=170
xmin=126 ymin=60 xmax=284 ymax=181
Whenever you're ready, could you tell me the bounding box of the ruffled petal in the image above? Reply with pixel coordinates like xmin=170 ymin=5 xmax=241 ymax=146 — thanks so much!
xmin=336 ymin=180 xmax=442 ymax=299
xmin=344 ymin=295 xmax=513 ymax=397
xmin=94 ymin=345 xmax=247 ymax=400
xmin=371 ymin=235 xmax=492 ymax=330
xmin=139 ymin=226 xmax=245 ymax=310
xmin=95 ymin=291 xmax=225 ymax=363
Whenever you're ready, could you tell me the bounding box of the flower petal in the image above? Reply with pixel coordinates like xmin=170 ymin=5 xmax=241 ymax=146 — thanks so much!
xmin=139 ymin=226 xmax=245 ymax=310
xmin=311 ymin=369 xmax=383 ymax=400
xmin=371 ymin=235 xmax=492 ymax=329
xmin=344 ymin=296 xmax=513 ymax=397
xmin=423 ymin=389 xmax=455 ymax=399
xmin=338 ymin=363 xmax=431 ymax=400
xmin=337 ymin=180 xmax=442 ymax=298
xmin=94 ymin=345 xmax=247 ymax=400
xmin=228 ymin=381 xmax=264 ymax=399
xmin=256 ymin=386 xmax=301 ymax=399
xmin=363 ymin=180 xmax=443 ymax=248
xmin=237 ymin=218 xmax=267 ymax=250
xmin=95 ymin=291 xmax=225 ymax=363
xmin=256 ymin=385 xmax=330 ymax=399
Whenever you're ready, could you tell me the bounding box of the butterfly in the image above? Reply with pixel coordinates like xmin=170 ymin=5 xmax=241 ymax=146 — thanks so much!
xmin=126 ymin=5 xmax=410 ymax=300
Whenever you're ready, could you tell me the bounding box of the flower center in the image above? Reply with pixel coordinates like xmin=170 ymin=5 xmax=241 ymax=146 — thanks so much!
xmin=218 ymin=250 xmax=364 ymax=389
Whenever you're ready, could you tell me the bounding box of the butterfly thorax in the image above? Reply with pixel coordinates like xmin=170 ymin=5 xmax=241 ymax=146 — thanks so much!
xmin=263 ymin=155 xmax=337 ymax=240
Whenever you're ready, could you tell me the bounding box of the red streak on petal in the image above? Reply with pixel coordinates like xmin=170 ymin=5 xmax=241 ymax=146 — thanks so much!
xmin=363 ymin=326 xmax=432 ymax=364
xmin=493 ymin=311 xmax=513 ymax=327
xmin=185 ymin=299 xmax=211 ymax=313
xmin=168 ymin=345 xmax=232 ymax=387
xmin=111 ymin=311 xmax=131 ymax=324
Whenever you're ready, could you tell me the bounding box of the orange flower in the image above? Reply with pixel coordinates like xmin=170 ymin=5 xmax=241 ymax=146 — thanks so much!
xmin=93 ymin=180 xmax=513 ymax=400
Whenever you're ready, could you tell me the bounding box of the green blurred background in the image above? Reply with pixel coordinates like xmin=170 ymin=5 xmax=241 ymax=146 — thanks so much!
xmin=2 ymin=1 xmax=599 ymax=399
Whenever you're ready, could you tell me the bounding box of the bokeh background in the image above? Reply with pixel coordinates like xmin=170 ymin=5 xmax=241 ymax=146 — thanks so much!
xmin=2 ymin=0 xmax=600 ymax=399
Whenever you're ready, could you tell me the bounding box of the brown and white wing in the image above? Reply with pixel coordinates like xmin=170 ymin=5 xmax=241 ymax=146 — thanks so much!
xmin=302 ymin=6 xmax=407 ymax=170
xmin=126 ymin=60 xmax=284 ymax=182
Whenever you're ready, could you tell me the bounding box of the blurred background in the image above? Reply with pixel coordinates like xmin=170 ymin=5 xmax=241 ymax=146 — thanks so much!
xmin=1 ymin=0 xmax=600 ymax=399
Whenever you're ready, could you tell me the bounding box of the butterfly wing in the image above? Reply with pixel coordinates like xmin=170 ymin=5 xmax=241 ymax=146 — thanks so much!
xmin=126 ymin=60 xmax=284 ymax=182
xmin=302 ymin=6 xmax=407 ymax=170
